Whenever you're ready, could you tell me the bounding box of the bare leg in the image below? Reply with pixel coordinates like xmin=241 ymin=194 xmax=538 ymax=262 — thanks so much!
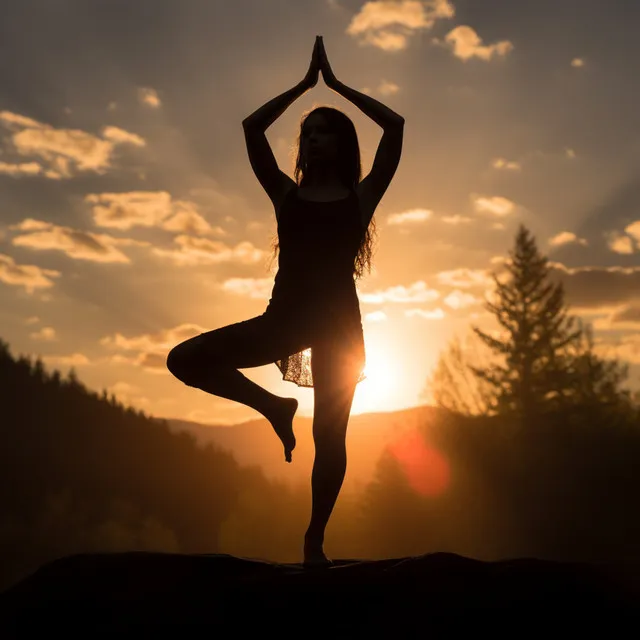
xmin=304 ymin=429 xmax=348 ymax=563
xmin=166 ymin=320 xmax=303 ymax=461
xmin=304 ymin=341 xmax=359 ymax=565
xmin=199 ymin=368 xmax=298 ymax=462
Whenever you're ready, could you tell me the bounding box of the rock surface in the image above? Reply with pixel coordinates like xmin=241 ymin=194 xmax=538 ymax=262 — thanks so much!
xmin=2 ymin=552 xmax=638 ymax=635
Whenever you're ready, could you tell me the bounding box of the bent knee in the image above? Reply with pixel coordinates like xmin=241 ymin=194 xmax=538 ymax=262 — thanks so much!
xmin=166 ymin=343 xmax=201 ymax=385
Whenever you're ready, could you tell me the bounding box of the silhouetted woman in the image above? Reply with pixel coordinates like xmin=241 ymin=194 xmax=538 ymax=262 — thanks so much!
xmin=166 ymin=36 xmax=404 ymax=566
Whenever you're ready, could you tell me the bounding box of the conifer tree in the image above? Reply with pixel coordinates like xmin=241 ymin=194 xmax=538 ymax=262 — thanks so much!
xmin=465 ymin=226 xmax=580 ymax=416
xmin=467 ymin=224 xmax=631 ymax=419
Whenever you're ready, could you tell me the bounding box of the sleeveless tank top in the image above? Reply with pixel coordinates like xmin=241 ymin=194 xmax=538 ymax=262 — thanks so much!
xmin=265 ymin=186 xmax=368 ymax=387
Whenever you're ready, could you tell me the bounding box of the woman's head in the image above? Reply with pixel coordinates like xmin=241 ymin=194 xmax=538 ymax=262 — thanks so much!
xmin=294 ymin=106 xmax=361 ymax=189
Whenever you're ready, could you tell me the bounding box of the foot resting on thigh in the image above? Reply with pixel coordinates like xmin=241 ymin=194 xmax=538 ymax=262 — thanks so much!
xmin=269 ymin=397 xmax=298 ymax=463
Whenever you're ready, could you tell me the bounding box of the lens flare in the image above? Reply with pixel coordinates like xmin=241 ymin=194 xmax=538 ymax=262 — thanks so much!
xmin=389 ymin=431 xmax=450 ymax=497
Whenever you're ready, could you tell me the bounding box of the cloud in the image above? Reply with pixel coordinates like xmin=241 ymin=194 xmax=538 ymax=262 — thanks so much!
xmin=9 ymin=219 xmax=149 ymax=263
xmin=25 ymin=316 xmax=40 ymax=325
xmin=436 ymin=268 xmax=493 ymax=288
xmin=405 ymin=307 xmax=446 ymax=319
xmin=105 ymin=381 xmax=151 ymax=409
xmin=473 ymin=195 xmax=516 ymax=216
xmin=443 ymin=289 xmax=480 ymax=309
xmin=548 ymin=262 xmax=640 ymax=310
xmin=102 ymin=126 xmax=146 ymax=147
xmin=42 ymin=353 xmax=92 ymax=369
xmin=0 ymin=161 xmax=43 ymax=177
xmin=607 ymin=232 xmax=635 ymax=255
xmin=492 ymin=158 xmax=521 ymax=171
xmin=440 ymin=214 xmax=472 ymax=225
xmin=0 ymin=253 xmax=61 ymax=293
xmin=387 ymin=208 xmax=432 ymax=225
xmin=347 ymin=0 xmax=455 ymax=51
xmin=548 ymin=231 xmax=588 ymax=247
xmin=586 ymin=331 xmax=640 ymax=365
xmin=151 ymin=236 xmax=265 ymax=267
xmin=85 ymin=191 xmax=223 ymax=235
xmin=625 ymin=220 xmax=640 ymax=244
xmin=443 ymin=26 xmax=513 ymax=61
xmin=30 ymin=326 xmax=57 ymax=341
xmin=364 ymin=310 xmax=388 ymax=322
xmin=359 ymin=280 xmax=440 ymax=303
xmin=614 ymin=306 xmax=640 ymax=325
xmin=0 ymin=110 xmax=145 ymax=178
xmin=221 ymin=277 xmax=274 ymax=299
xmin=377 ymin=80 xmax=400 ymax=95
xmin=100 ymin=323 xmax=206 ymax=372
xmin=138 ymin=87 xmax=162 ymax=108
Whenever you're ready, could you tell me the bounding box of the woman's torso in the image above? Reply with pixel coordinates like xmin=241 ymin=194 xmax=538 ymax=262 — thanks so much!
xmin=267 ymin=185 xmax=365 ymax=324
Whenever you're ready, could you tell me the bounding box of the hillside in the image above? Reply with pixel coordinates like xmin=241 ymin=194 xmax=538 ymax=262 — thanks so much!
xmin=162 ymin=405 xmax=445 ymax=487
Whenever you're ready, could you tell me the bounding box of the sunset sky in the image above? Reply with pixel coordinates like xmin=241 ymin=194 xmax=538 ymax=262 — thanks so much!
xmin=1 ymin=0 xmax=639 ymax=425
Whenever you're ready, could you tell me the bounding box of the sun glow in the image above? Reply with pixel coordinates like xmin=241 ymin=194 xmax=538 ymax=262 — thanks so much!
xmin=351 ymin=341 xmax=401 ymax=413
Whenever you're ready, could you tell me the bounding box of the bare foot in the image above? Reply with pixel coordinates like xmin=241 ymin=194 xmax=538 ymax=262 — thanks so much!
xmin=269 ymin=397 xmax=298 ymax=462
xmin=303 ymin=539 xmax=333 ymax=568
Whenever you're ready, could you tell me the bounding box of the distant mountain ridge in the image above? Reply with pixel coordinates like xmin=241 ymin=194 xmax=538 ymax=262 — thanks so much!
xmin=159 ymin=405 xmax=444 ymax=488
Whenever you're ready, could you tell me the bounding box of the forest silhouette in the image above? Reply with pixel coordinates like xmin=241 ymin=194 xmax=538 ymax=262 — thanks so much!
xmin=1 ymin=224 xmax=640 ymax=592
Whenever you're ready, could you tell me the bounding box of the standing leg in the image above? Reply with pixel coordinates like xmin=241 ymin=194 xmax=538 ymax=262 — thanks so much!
xmin=304 ymin=339 xmax=362 ymax=565
xmin=166 ymin=315 xmax=310 ymax=461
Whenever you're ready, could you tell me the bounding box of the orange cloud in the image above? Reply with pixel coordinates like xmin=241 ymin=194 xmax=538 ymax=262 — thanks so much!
xmin=347 ymin=0 xmax=455 ymax=51
xmin=10 ymin=220 xmax=149 ymax=263
xmin=444 ymin=25 xmax=513 ymax=61
xmin=0 ymin=253 xmax=61 ymax=293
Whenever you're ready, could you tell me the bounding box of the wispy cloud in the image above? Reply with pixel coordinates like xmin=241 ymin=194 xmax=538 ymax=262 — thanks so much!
xmin=151 ymin=237 xmax=265 ymax=267
xmin=436 ymin=268 xmax=493 ymax=288
xmin=548 ymin=231 xmax=588 ymax=247
xmin=99 ymin=323 xmax=205 ymax=372
xmin=41 ymin=353 xmax=91 ymax=368
xmin=85 ymin=191 xmax=223 ymax=235
xmin=138 ymin=87 xmax=162 ymax=108
xmin=443 ymin=25 xmax=513 ymax=61
xmin=549 ymin=262 xmax=640 ymax=309
xmin=221 ymin=277 xmax=274 ymax=299
xmin=404 ymin=307 xmax=446 ymax=319
xmin=364 ymin=310 xmax=388 ymax=322
xmin=10 ymin=219 xmax=149 ymax=263
xmin=0 ymin=253 xmax=61 ymax=293
xmin=492 ymin=158 xmax=521 ymax=171
xmin=0 ymin=111 xmax=145 ymax=178
xmin=440 ymin=214 xmax=473 ymax=225
xmin=387 ymin=208 xmax=432 ymax=225
xmin=347 ymin=0 xmax=455 ymax=51
xmin=360 ymin=280 xmax=440 ymax=303
xmin=30 ymin=326 xmax=57 ymax=341
xmin=443 ymin=289 xmax=480 ymax=309
xmin=608 ymin=234 xmax=635 ymax=255
xmin=473 ymin=195 xmax=517 ymax=216
xmin=0 ymin=161 xmax=42 ymax=177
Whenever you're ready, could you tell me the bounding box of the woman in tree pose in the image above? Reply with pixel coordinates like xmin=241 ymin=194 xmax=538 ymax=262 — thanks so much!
xmin=167 ymin=36 xmax=404 ymax=566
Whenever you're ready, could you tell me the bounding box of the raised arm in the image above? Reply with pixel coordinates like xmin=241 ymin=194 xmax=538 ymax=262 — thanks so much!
xmin=242 ymin=37 xmax=321 ymax=217
xmin=242 ymin=36 xmax=321 ymax=130
xmin=317 ymin=37 xmax=404 ymax=129
xmin=317 ymin=37 xmax=404 ymax=228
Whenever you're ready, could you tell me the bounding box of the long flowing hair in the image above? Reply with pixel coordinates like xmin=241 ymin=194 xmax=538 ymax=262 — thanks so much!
xmin=267 ymin=105 xmax=377 ymax=281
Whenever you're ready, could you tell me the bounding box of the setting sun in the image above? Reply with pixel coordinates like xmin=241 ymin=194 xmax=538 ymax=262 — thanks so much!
xmin=352 ymin=340 xmax=402 ymax=414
